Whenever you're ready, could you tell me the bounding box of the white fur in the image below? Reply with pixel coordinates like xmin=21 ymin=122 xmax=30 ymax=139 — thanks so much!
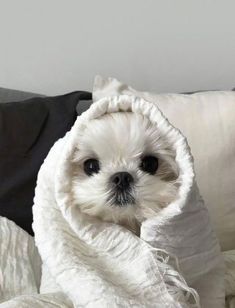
xmin=71 ymin=112 xmax=179 ymax=234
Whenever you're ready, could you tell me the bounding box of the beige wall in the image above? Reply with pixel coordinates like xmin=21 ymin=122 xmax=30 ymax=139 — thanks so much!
xmin=0 ymin=0 xmax=234 ymax=95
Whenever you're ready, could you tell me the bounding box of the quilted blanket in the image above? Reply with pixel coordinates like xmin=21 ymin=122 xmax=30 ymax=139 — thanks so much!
xmin=0 ymin=95 xmax=225 ymax=307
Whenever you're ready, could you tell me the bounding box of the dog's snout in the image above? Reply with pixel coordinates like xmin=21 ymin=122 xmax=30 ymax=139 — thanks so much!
xmin=111 ymin=172 xmax=134 ymax=190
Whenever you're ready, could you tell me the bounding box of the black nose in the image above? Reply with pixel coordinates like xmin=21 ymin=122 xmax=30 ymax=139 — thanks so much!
xmin=111 ymin=172 xmax=134 ymax=190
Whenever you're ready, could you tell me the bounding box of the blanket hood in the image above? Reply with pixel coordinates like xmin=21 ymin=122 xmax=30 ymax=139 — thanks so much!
xmin=33 ymin=95 xmax=224 ymax=308
xmin=55 ymin=95 xmax=195 ymax=219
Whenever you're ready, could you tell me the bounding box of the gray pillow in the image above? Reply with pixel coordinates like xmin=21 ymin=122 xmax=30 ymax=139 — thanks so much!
xmin=0 ymin=87 xmax=44 ymax=103
xmin=0 ymin=91 xmax=92 ymax=235
xmin=0 ymin=87 xmax=93 ymax=115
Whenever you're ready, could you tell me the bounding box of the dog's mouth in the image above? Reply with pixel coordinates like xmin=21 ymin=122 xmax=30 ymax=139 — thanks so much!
xmin=108 ymin=189 xmax=135 ymax=207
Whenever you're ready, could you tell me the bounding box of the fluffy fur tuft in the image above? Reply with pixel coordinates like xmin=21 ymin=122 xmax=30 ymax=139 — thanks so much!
xmin=71 ymin=112 xmax=179 ymax=234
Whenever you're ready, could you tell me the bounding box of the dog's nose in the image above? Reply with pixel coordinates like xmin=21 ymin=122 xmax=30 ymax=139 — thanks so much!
xmin=110 ymin=172 xmax=134 ymax=190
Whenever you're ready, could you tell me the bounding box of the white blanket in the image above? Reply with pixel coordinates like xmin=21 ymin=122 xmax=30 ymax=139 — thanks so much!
xmin=0 ymin=95 xmax=225 ymax=307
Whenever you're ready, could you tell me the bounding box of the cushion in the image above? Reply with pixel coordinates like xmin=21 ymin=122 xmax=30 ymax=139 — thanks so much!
xmin=93 ymin=76 xmax=235 ymax=251
xmin=0 ymin=91 xmax=92 ymax=235
xmin=0 ymin=87 xmax=44 ymax=103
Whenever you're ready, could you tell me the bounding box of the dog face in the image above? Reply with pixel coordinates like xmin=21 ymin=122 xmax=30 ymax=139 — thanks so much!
xmin=71 ymin=112 xmax=179 ymax=233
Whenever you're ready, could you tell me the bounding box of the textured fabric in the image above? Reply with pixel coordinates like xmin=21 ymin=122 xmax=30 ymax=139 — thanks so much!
xmin=225 ymin=251 xmax=235 ymax=296
xmin=0 ymin=217 xmax=72 ymax=307
xmin=0 ymin=91 xmax=92 ymax=235
xmin=0 ymin=216 xmax=72 ymax=307
xmin=31 ymin=95 xmax=224 ymax=307
xmin=2 ymin=217 xmax=235 ymax=308
xmin=93 ymin=76 xmax=235 ymax=251
xmin=225 ymin=250 xmax=235 ymax=307
xmin=0 ymin=217 xmax=41 ymax=303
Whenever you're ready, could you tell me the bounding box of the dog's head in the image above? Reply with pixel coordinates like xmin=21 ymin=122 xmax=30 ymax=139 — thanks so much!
xmin=71 ymin=112 xmax=179 ymax=233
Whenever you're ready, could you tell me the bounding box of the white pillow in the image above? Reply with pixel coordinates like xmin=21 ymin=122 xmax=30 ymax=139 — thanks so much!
xmin=93 ymin=76 xmax=235 ymax=251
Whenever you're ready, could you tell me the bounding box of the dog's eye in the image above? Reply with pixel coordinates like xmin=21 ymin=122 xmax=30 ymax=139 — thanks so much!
xmin=83 ymin=159 xmax=100 ymax=176
xmin=140 ymin=156 xmax=159 ymax=175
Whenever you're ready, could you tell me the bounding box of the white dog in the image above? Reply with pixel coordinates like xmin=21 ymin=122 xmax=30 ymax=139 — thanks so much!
xmin=71 ymin=112 xmax=179 ymax=235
